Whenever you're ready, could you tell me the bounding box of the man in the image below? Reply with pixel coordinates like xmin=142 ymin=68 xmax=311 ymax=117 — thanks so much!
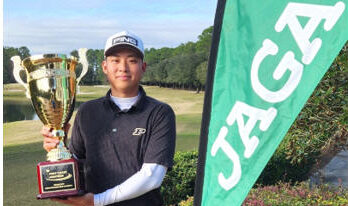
xmin=41 ymin=31 xmax=176 ymax=206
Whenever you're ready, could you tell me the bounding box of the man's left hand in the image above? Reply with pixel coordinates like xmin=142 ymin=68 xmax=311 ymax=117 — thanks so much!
xmin=51 ymin=193 xmax=94 ymax=206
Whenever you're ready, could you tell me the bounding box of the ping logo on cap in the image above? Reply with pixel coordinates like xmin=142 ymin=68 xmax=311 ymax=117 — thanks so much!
xmin=112 ymin=35 xmax=138 ymax=46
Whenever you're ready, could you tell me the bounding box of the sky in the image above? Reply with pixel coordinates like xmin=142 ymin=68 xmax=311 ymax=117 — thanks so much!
xmin=3 ymin=0 xmax=218 ymax=55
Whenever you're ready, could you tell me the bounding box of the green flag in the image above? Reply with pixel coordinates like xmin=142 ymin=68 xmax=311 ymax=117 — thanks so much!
xmin=194 ymin=0 xmax=348 ymax=205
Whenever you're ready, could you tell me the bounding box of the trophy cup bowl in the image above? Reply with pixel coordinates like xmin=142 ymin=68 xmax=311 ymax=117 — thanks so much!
xmin=11 ymin=48 xmax=88 ymax=199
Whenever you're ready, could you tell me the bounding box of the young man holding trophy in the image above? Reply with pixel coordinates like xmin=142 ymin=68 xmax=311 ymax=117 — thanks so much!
xmin=41 ymin=31 xmax=176 ymax=206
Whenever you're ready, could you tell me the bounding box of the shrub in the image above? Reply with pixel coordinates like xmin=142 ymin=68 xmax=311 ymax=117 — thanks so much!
xmin=179 ymin=181 xmax=348 ymax=206
xmin=257 ymin=148 xmax=313 ymax=185
xmin=244 ymin=181 xmax=348 ymax=206
xmin=161 ymin=150 xmax=198 ymax=205
xmin=258 ymin=42 xmax=348 ymax=185
xmin=178 ymin=196 xmax=194 ymax=206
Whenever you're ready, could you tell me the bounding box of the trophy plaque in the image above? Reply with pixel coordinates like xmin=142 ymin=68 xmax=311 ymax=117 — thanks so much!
xmin=11 ymin=48 xmax=88 ymax=199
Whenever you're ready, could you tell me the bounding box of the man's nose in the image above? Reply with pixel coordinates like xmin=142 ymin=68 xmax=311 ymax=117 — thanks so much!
xmin=118 ymin=60 xmax=128 ymax=72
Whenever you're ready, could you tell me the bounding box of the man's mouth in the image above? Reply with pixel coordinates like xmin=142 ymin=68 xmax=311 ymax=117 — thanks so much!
xmin=116 ymin=75 xmax=131 ymax=80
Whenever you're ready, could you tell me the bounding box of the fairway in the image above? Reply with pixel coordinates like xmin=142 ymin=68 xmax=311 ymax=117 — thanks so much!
xmin=3 ymin=85 xmax=204 ymax=205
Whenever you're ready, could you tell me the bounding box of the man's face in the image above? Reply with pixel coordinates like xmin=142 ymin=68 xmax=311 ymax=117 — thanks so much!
xmin=102 ymin=48 xmax=146 ymax=97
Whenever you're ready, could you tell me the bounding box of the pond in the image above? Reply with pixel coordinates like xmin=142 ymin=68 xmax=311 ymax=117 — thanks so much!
xmin=3 ymin=99 xmax=82 ymax=123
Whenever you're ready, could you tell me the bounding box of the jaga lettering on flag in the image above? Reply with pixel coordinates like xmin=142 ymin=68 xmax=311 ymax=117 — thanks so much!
xmin=194 ymin=0 xmax=348 ymax=205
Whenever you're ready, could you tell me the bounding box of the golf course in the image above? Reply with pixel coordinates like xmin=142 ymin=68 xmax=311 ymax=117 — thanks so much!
xmin=3 ymin=84 xmax=204 ymax=205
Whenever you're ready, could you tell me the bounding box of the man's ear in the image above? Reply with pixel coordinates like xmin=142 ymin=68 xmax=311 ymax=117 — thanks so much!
xmin=142 ymin=62 xmax=147 ymax=72
xmin=102 ymin=60 xmax=108 ymax=74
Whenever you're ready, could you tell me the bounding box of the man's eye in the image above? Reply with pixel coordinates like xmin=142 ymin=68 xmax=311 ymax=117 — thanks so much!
xmin=129 ymin=59 xmax=138 ymax=63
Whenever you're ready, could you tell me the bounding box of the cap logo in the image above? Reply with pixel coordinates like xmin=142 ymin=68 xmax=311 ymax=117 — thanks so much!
xmin=112 ymin=35 xmax=138 ymax=46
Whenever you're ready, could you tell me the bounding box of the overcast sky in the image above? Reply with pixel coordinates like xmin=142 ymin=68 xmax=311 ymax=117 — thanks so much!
xmin=4 ymin=0 xmax=218 ymax=54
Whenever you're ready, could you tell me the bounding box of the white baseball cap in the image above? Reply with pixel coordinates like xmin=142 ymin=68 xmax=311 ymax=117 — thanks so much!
xmin=104 ymin=30 xmax=144 ymax=59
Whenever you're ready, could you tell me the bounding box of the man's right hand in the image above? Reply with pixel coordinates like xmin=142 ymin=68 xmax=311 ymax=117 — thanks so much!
xmin=41 ymin=124 xmax=71 ymax=152
xmin=41 ymin=126 xmax=59 ymax=152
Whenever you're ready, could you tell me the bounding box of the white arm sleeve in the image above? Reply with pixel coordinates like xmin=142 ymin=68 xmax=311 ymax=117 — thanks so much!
xmin=94 ymin=163 xmax=167 ymax=206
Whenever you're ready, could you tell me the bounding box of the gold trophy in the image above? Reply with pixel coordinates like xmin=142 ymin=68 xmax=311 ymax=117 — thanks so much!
xmin=11 ymin=48 xmax=88 ymax=199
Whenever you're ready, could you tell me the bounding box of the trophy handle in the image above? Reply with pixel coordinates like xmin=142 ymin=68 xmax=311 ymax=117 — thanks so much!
xmin=76 ymin=48 xmax=88 ymax=86
xmin=11 ymin=56 xmax=31 ymax=98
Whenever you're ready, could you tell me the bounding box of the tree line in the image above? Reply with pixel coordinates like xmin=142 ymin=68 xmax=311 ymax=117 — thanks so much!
xmin=142 ymin=26 xmax=212 ymax=92
xmin=3 ymin=26 xmax=213 ymax=92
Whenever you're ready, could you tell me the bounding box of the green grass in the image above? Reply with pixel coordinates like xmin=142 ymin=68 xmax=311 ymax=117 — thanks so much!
xmin=3 ymin=84 xmax=204 ymax=205
xmin=176 ymin=113 xmax=202 ymax=151
xmin=4 ymin=142 xmax=64 ymax=206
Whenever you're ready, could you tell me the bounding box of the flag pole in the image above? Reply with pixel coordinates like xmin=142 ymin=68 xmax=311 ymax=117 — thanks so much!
xmin=193 ymin=1 xmax=227 ymax=205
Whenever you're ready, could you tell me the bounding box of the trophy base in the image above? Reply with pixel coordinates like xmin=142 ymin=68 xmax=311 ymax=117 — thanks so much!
xmin=37 ymin=158 xmax=81 ymax=199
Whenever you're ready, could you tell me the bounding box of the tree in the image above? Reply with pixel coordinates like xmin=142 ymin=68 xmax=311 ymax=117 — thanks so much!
xmin=18 ymin=46 xmax=30 ymax=59
xmin=3 ymin=46 xmax=31 ymax=84
xmin=95 ymin=49 xmax=107 ymax=85
xmin=195 ymin=61 xmax=208 ymax=93
xmin=70 ymin=50 xmax=83 ymax=84
xmin=196 ymin=26 xmax=213 ymax=56
xmin=138 ymin=25 xmax=214 ymax=90
xmin=71 ymin=49 xmax=105 ymax=85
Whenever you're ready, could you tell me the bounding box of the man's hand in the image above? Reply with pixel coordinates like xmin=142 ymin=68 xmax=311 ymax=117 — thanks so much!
xmin=51 ymin=193 xmax=94 ymax=206
xmin=41 ymin=124 xmax=71 ymax=152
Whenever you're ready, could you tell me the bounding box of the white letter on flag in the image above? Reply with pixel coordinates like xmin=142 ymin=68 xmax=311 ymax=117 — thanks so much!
xmin=211 ymin=126 xmax=241 ymax=190
xmin=211 ymin=101 xmax=277 ymax=190
xmin=251 ymin=39 xmax=304 ymax=103
xmin=275 ymin=2 xmax=345 ymax=64
xmin=226 ymin=101 xmax=277 ymax=158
